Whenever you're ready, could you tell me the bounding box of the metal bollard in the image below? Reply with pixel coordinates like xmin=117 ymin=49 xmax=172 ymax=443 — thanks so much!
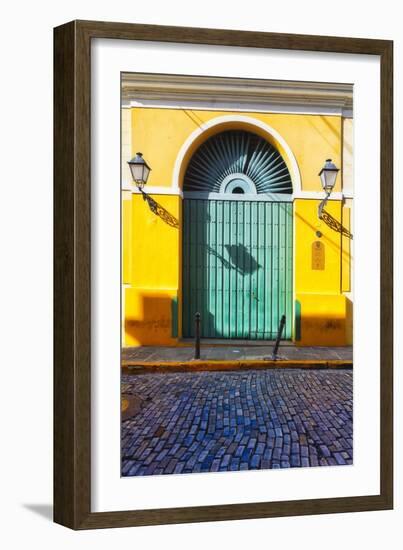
xmin=272 ymin=314 xmax=286 ymax=360
xmin=194 ymin=312 xmax=201 ymax=360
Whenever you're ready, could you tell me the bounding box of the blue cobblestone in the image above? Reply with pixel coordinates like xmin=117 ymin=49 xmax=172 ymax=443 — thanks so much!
xmin=250 ymin=455 xmax=261 ymax=469
xmin=122 ymin=369 xmax=353 ymax=476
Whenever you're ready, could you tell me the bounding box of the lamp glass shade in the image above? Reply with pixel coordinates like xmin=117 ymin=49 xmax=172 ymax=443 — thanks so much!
xmin=141 ymin=164 xmax=150 ymax=183
xmin=319 ymin=159 xmax=339 ymax=193
xmin=128 ymin=152 xmax=151 ymax=187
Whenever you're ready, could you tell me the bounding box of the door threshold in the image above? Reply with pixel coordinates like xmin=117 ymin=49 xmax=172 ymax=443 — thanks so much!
xmin=180 ymin=338 xmax=295 ymax=347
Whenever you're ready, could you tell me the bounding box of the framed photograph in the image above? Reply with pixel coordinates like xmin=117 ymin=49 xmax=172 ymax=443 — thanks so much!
xmin=54 ymin=20 xmax=393 ymax=529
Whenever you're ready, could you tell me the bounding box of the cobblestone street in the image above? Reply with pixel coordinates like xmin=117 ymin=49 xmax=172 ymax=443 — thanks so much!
xmin=121 ymin=369 xmax=353 ymax=476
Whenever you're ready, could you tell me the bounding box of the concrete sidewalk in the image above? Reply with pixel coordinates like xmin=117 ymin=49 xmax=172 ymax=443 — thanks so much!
xmin=122 ymin=344 xmax=353 ymax=366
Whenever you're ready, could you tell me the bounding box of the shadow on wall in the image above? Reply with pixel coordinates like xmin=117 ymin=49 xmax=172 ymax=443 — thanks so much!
xmin=322 ymin=209 xmax=353 ymax=239
xmin=295 ymin=211 xmax=351 ymax=261
xmin=306 ymin=116 xmax=340 ymax=167
xmin=183 ymin=309 xmax=220 ymax=339
xmin=295 ymin=296 xmax=353 ymax=347
xmin=125 ymin=293 xmax=178 ymax=346
xmin=345 ymin=297 xmax=353 ymax=345
xmin=140 ymin=190 xmax=179 ymax=228
xmin=125 ymin=292 xmax=222 ymax=344
xmin=204 ymin=244 xmax=262 ymax=277
xmin=225 ymin=244 xmax=261 ymax=275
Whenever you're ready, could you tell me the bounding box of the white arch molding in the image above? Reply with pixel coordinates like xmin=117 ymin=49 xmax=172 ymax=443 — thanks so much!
xmin=171 ymin=114 xmax=302 ymax=196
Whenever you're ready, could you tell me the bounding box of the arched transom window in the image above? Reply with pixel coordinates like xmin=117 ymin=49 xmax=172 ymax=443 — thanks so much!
xmin=183 ymin=129 xmax=293 ymax=195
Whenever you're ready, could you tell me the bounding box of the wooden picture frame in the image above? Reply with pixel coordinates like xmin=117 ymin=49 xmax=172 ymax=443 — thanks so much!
xmin=54 ymin=20 xmax=393 ymax=529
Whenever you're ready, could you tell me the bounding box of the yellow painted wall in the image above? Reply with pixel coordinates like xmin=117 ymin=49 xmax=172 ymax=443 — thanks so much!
xmin=342 ymin=118 xmax=353 ymax=196
xmin=131 ymin=108 xmax=342 ymax=192
xmin=295 ymin=199 xmax=342 ymax=294
xmin=342 ymin=201 xmax=353 ymax=346
xmin=122 ymin=196 xmax=132 ymax=284
xmin=341 ymin=206 xmax=351 ymax=293
xmin=123 ymin=106 xmax=352 ymax=347
xmin=294 ymin=199 xmax=352 ymax=345
xmin=123 ymin=193 xmax=181 ymax=346
xmin=295 ymin=293 xmax=351 ymax=346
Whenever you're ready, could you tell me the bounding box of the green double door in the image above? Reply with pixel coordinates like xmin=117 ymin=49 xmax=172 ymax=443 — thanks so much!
xmin=182 ymin=199 xmax=293 ymax=339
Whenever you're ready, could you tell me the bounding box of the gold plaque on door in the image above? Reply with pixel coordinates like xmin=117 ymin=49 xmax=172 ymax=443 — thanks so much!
xmin=312 ymin=241 xmax=325 ymax=270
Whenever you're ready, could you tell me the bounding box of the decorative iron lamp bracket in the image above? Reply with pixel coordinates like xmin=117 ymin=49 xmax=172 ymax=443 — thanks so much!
xmin=318 ymin=191 xmax=331 ymax=219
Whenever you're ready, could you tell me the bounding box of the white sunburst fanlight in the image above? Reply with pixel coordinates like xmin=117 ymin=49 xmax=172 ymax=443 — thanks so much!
xmin=183 ymin=130 xmax=293 ymax=195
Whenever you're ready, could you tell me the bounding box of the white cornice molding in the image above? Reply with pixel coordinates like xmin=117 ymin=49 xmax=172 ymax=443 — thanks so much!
xmin=122 ymin=73 xmax=353 ymax=116
xmin=122 ymin=183 xmax=350 ymax=202
xmin=122 ymin=182 xmax=184 ymax=196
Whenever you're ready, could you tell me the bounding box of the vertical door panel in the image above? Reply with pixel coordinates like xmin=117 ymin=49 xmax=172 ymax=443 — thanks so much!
xmin=182 ymin=199 xmax=292 ymax=339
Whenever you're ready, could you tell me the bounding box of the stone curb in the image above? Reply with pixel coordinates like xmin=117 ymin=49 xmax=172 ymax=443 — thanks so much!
xmin=122 ymin=359 xmax=352 ymax=374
